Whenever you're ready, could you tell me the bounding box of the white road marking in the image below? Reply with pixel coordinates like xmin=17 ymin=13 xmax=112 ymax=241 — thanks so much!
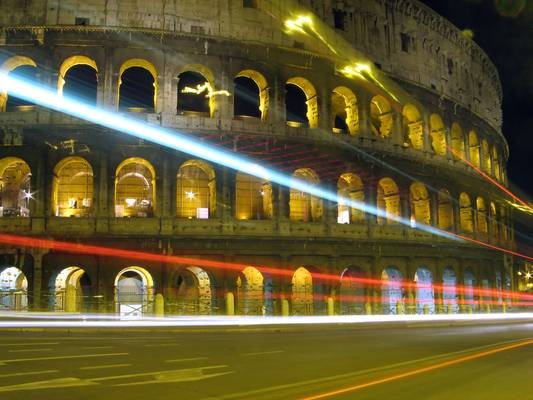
xmin=241 ymin=350 xmax=284 ymax=356
xmin=143 ymin=343 xmax=181 ymax=347
xmin=0 ymin=343 xmax=59 ymax=346
xmin=0 ymin=377 xmax=97 ymax=392
xmin=165 ymin=357 xmax=209 ymax=363
xmin=0 ymin=370 xmax=58 ymax=379
xmin=0 ymin=352 xmax=128 ymax=365
xmin=8 ymin=349 xmax=53 ymax=353
xmin=80 ymin=364 xmax=132 ymax=370
xmin=82 ymin=346 xmax=115 ymax=350
xmin=91 ymin=365 xmax=229 ymax=382
xmin=112 ymin=370 xmax=233 ymax=386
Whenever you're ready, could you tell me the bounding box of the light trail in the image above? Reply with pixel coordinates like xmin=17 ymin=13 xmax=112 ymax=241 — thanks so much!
xmin=0 ymin=233 xmax=532 ymax=302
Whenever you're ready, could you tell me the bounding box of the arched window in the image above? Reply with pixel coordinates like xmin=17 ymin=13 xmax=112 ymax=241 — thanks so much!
xmin=114 ymin=266 xmax=154 ymax=316
xmin=377 ymin=178 xmax=401 ymax=225
xmin=337 ymin=173 xmax=364 ymax=224
xmin=339 ymin=267 xmax=366 ymax=315
xmin=381 ymin=267 xmax=403 ymax=315
xmin=177 ymin=71 xmax=212 ymax=116
xmin=468 ymin=131 xmax=480 ymax=168
xmin=236 ymin=266 xmax=264 ymax=315
xmin=235 ymin=172 xmax=272 ymax=220
xmin=500 ymin=206 xmax=508 ymax=241
xmin=490 ymin=201 xmax=499 ymax=241
xmin=290 ymin=168 xmax=322 ymax=222
xmin=410 ymin=182 xmax=430 ymax=225
xmin=414 ymin=267 xmax=435 ymax=314
xmin=286 ymin=77 xmax=318 ymax=128
xmin=429 ymin=114 xmax=447 ymax=155
xmin=0 ymin=157 xmax=31 ymax=217
xmin=331 ymin=86 xmax=359 ymax=135
xmin=451 ymin=123 xmax=465 ymax=159
xmin=437 ymin=189 xmax=454 ymax=230
xmin=58 ymin=55 xmax=98 ymax=105
xmin=52 ymin=157 xmax=94 ymax=217
xmin=118 ymin=59 xmax=157 ymax=112
xmin=6 ymin=65 xmax=39 ymax=111
xmin=492 ymin=146 xmax=501 ymax=181
xmin=234 ymin=70 xmax=268 ymax=120
xmin=459 ymin=192 xmax=473 ymax=233
xmin=0 ymin=267 xmax=28 ymax=310
xmin=115 ymin=158 xmax=155 ymax=217
xmin=171 ymin=266 xmax=212 ymax=315
xmin=52 ymin=266 xmax=91 ymax=312
xmin=176 ymin=160 xmax=216 ymax=219
xmin=476 ymin=197 xmax=488 ymax=235
xmin=442 ymin=267 xmax=458 ymax=313
xmin=481 ymin=139 xmax=492 ymax=173
xmin=292 ymin=267 xmax=313 ymax=315
xmin=370 ymin=95 xmax=393 ymax=138
xmin=402 ymin=104 xmax=424 ymax=149
xmin=0 ymin=56 xmax=37 ymax=112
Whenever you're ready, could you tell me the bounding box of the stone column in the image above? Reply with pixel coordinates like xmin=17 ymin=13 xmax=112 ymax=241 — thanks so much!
xmin=30 ymin=252 xmax=44 ymax=311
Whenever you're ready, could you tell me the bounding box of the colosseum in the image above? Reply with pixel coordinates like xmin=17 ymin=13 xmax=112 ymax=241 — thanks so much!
xmin=0 ymin=0 xmax=516 ymax=317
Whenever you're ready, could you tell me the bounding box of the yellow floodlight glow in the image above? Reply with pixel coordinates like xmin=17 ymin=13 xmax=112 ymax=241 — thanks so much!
xmin=285 ymin=15 xmax=313 ymax=34
xmin=182 ymin=82 xmax=230 ymax=98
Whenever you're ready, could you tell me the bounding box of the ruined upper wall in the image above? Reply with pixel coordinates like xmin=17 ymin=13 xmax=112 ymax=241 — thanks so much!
xmin=0 ymin=0 xmax=502 ymax=131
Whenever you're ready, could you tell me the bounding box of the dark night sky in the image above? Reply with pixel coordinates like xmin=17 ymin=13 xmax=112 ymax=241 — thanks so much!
xmin=420 ymin=0 xmax=532 ymax=199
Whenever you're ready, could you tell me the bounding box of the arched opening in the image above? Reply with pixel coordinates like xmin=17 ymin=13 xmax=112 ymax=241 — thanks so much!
xmin=115 ymin=158 xmax=155 ymax=217
xmin=437 ymin=189 xmax=454 ymax=230
xmin=476 ymin=197 xmax=488 ymax=235
xmin=468 ymin=131 xmax=480 ymax=168
xmin=177 ymin=71 xmax=212 ymax=117
xmin=377 ymin=177 xmax=401 ymax=225
xmin=286 ymin=77 xmax=318 ymax=128
xmin=235 ymin=172 xmax=272 ymax=220
xmin=337 ymin=173 xmax=364 ymax=224
xmin=500 ymin=206 xmax=509 ymax=241
xmin=402 ymin=104 xmax=424 ymax=149
xmin=381 ymin=267 xmax=403 ymax=315
xmin=414 ymin=267 xmax=435 ymax=314
xmin=370 ymin=95 xmax=393 ymax=138
xmin=459 ymin=192 xmax=473 ymax=233
xmin=410 ymin=182 xmax=431 ymax=225
xmin=339 ymin=267 xmax=366 ymax=315
xmin=492 ymin=146 xmax=501 ymax=180
xmin=171 ymin=266 xmax=212 ymax=315
xmin=442 ymin=266 xmax=458 ymax=313
xmin=292 ymin=267 xmax=313 ymax=315
xmin=176 ymin=160 xmax=216 ymax=219
xmin=114 ymin=266 xmax=154 ymax=317
xmin=6 ymin=65 xmax=39 ymax=111
xmin=118 ymin=60 xmax=157 ymax=112
xmin=331 ymin=86 xmax=359 ymax=135
xmin=58 ymin=56 xmax=98 ymax=105
xmin=490 ymin=202 xmax=499 ymax=241
xmin=52 ymin=266 xmax=91 ymax=312
xmin=234 ymin=70 xmax=269 ymax=120
xmin=0 ymin=56 xmax=37 ymax=112
xmin=237 ymin=266 xmax=267 ymax=315
xmin=290 ymin=168 xmax=322 ymax=222
xmin=451 ymin=123 xmax=465 ymax=159
xmin=429 ymin=114 xmax=447 ymax=155
xmin=0 ymin=157 xmax=31 ymax=217
xmin=0 ymin=267 xmax=28 ymax=311
xmin=463 ymin=267 xmax=476 ymax=311
xmin=481 ymin=139 xmax=492 ymax=174
xmin=52 ymin=157 xmax=93 ymax=217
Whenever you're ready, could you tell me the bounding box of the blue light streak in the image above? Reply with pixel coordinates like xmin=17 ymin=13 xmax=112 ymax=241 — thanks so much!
xmin=0 ymin=72 xmax=458 ymax=240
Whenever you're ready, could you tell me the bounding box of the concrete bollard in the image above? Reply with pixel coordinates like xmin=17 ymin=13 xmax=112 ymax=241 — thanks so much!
xmin=225 ymin=292 xmax=235 ymax=316
xmin=486 ymin=304 xmax=491 ymax=314
xmin=423 ymin=304 xmax=429 ymax=315
xmin=327 ymin=297 xmax=334 ymax=316
xmin=447 ymin=303 xmax=453 ymax=314
xmin=396 ymin=301 xmax=404 ymax=315
xmin=502 ymin=303 xmax=507 ymax=313
xmin=365 ymin=302 xmax=372 ymax=315
xmin=281 ymin=298 xmax=290 ymax=316
xmin=154 ymin=293 xmax=164 ymax=317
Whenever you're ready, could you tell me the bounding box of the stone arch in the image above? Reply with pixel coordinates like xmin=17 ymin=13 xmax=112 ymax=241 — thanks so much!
xmin=51 ymin=266 xmax=91 ymax=312
xmin=291 ymin=267 xmax=313 ymax=315
xmin=114 ymin=157 xmax=156 ymax=217
xmin=235 ymin=69 xmax=269 ymax=121
xmin=429 ymin=114 xmax=447 ymax=155
xmin=492 ymin=146 xmax=501 ymax=180
xmin=57 ymin=55 xmax=98 ymax=104
xmin=481 ymin=139 xmax=492 ymax=173
xmin=476 ymin=197 xmax=488 ymax=235
xmin=176 ymin=64 xmax=217 ymax=117
xmin=286 ymin=77 xmax=318 ymax=128
xmin=437 ymin=189 xmax=454 ymax=230
xmin=339 ymin=267 xmax=366 ymax=315
xmin=114 ymin=266 xmax=154 ymax=317
xmin=442 ymin=266 xmax=458 ymax=313
xmin=414 ymin=267 xmax=435 ymax=314
xmin=451 ymin=123 xmax=465 ymax=159
xmin=176 ymin=159 xmax=216 ymax=219
xmin=331 ymin=86 xmax=359 ymax=135
xmin=170 ymin=266 xmax=212 ymax=315
xmin=468 ymin=131 xmax=481 ymax=168
xmin=489 ymin=201 xmax=499 ymax=241
xmin=337 ymin=173 xmax=364 ymax=224
xmin=459 ymin=192 xmax=473 ymax=233
xmin=370 ymin=95 xmax=393 ymax=138
xmin=402 ymin=104 xmax=424 ymax=149
xmin=236 ymin=266 xmax=268 ymax=315
xmin=235 ymin=172 xmax=272 ymax=220
xmin=290 ymin=168 xmax=322 ymax=222
xmin=52 ymin=156 xmax=94 ymax=217
xmin=410 ymin=182 xmax=431 ymax=225
xmin=0 ymin=266 xmax=28 ymax=311
xmin=118 ymin=59 xmax=157 ymax=112
xmin=0 ymin=55 xmax=37 ymax=111
xmin=381 ymin=267 xmax=403 ymax=315
xmin=463 ymin=267 xmax=476 ymax=311
xmin=377 ymin=177 xmax=401 ymax=225
xmin=0 ymin=157 xmax=32 ymax=217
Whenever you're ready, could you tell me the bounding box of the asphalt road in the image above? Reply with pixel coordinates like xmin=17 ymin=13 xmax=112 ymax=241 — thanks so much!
xmin=0 ymin=322 xmax=531 ymax=399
